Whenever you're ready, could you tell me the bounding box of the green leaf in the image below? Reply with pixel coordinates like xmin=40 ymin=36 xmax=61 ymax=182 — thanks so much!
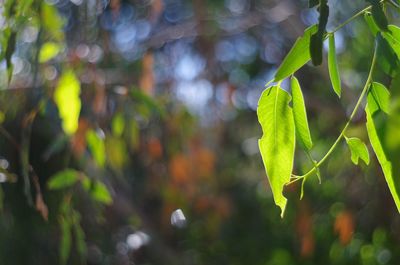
xmin=368 ymin=0 xmax=389 ymax=32
xmin=310 ymin=0 xmax=329 ymax=66
xmin=72 ymin=211 xmax=87 ymax=259
xmin=345 ymin=137 xmax=370 ymax=165
xmin=291 ymin=76 xmax=313 ymax=150
xmin=274 ymin=25 xmax=318 ymax=82
xmin=54 ymin=70 xmax=81 ymax=135
xmin=48 ymin=169 xmax=80 ymax=190
xmin=376 ymin=33 xmax=400 ymax=77
xmin=131 ymin=89 xmax=165 ymax=118
xmin=328 ymin=34 xmax=342 ymax=97
xmin=382 ymin=25 xmax=400 ymax=59
xmin=60 ymin=217 xmax=71 ymax=265
xmin=310 ymin=33 xmax=323 ymax=66
xmin=112 ymin=113 xmax=125 ymax=137
xmin=365 ymin=105 xmax=400 ymax=212
xmin=5 ymin=31 xmax=16 ymax=84
xmin=367 ymin=82 xmax=390 ymax=114
xmin=39 ymin=42 xmax=61 ymax=63
xmin=364 ymin=12 xmax=380 ymax=36
xmin=86 ymin=130 xmax=106 ymax=168
xmin=41 ymin=2 xmax=65 ymax=41
xmin=82 ymin=179 xmax=113 ymax=205
xmin=258 ymin=85 xmax=295 ymax=217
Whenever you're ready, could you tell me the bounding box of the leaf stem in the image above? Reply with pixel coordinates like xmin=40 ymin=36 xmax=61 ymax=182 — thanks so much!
xmin=293 ymin=42 xmax=378 ymax=182
xmin=330 ymin=0 xmax=386 ymax=34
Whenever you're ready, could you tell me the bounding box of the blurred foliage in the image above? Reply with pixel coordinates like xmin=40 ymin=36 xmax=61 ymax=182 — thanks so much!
xmin=0 ymin=0 xmax=399 ymax=265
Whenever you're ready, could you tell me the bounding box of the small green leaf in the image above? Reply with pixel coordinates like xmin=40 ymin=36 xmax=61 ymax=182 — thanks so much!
xmin=112 ymin=113 xmax=125 ymax=137
xmin=82 ymin=179 xmax=113 ymax=205
xmin=274 ymin=25 xmax=318 ymax=82
xmin=258 ymin=85 xmax=295 ymax=217
xmin=367 ymin=82 xmax=390 ymax=114
xmin=382 ymin=25 xmax=400 ymax=59
xmin=368 ymin=0 xmax=389 ymax=32
xmin=376 ymin=33 xmax=400 ymax=77
xmin=345 ymin=137 xmax=370 ymax=165
xmin=366 ymin=105 xmax=400 ymax=212
xmin=86 ymin=130 xmax=106 ymax=168
xmin=39 ymin=42 xmax=61 ymax=63
xmin=310 ymin=0 xmax=329 ymax=66
xmin=54 ymin=70 xmax=81 ymax=135
xmin=328 ymin=34 xmax=341 ymax=97
xmin=310 ymin=33 xmax=323 ymax=66
xmin=291 ymin=76 xmax=313 ymax=150
xmin=48 ymin=169 xmax=80 ymax=190
xmin=364 ymin=12 xmax=380 ymax=36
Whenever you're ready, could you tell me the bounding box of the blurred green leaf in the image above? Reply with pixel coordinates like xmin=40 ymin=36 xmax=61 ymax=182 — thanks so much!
xmin=291 ymin=76 xmax=313 ymax=150
xmin=345 ymin=137 xmax=370 ymax=165
xmin=86 ymin=130 xmax=106 ymax=168
xmin=39 ymin=42 xmax=61 ymax=63
xmin=5 ymin=31 xmax=16 ymax=84
xmin=257 ymin=85 xmax=295 ymax=217
xmin=106 ymin=136 xmax=127 ymax=170
xmin=72 ymin=211 xmax=87 ymax=259
xmin=48 ymin=169 xmax=80 ymax=190
xmin=59 ymin=217 xmax=71 ymax=265
xmin=82 ymin=179 xmax=113 ymax=205
xmin=41 ymin=2 xmax=64 ymax=41
xmin=112 ymin=113 xmax=125 ymax=137
xmin=274 ymin=25 xmax=318 ymax=82
xmin=328 ymin=34 xmax=342 ymax=97
xmin=131 ymin=89 xmax=165 ymax=118
xmin=367 ymin=82 xmax=390 ymax=114
xmin=54 ymin=70 xmax=81 ymax=135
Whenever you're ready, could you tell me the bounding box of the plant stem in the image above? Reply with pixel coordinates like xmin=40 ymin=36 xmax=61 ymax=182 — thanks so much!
xmin=292 ymin=42 xmax=378 ymax=182
xmin=330 ymin=0 xmax=386 ymax=34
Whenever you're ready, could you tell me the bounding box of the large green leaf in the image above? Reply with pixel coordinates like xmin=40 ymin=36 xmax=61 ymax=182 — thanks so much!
xmin=291 ymin=76 xmax=313 ymax=150
xmin=367 ymin=82 xmax=390 ymax=114
xmin=274 ymin=25 xmax=318 ymax=82
xmin=345 ymin=137 xmax=370 ymax=165
xmin=366 ymin=105 xmax=400 ymax=212
xmin=54 ymin=70 xmax=81 ymax=135
xmin=48 ymin=169 xmax=80 ymax=190
xmin=328 ymin=34 xmax=341 ymax=97
xmin=258 ymin=85 xmax=295 ymax=217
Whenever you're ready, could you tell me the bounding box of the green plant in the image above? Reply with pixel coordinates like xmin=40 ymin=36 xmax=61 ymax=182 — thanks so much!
xmin=258 ymin=0 xmax=400 ymax=217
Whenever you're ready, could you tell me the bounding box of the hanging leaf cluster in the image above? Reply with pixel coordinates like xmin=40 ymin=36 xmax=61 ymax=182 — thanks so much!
xmin=258 ymin=0 xmax=400 ymax=217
